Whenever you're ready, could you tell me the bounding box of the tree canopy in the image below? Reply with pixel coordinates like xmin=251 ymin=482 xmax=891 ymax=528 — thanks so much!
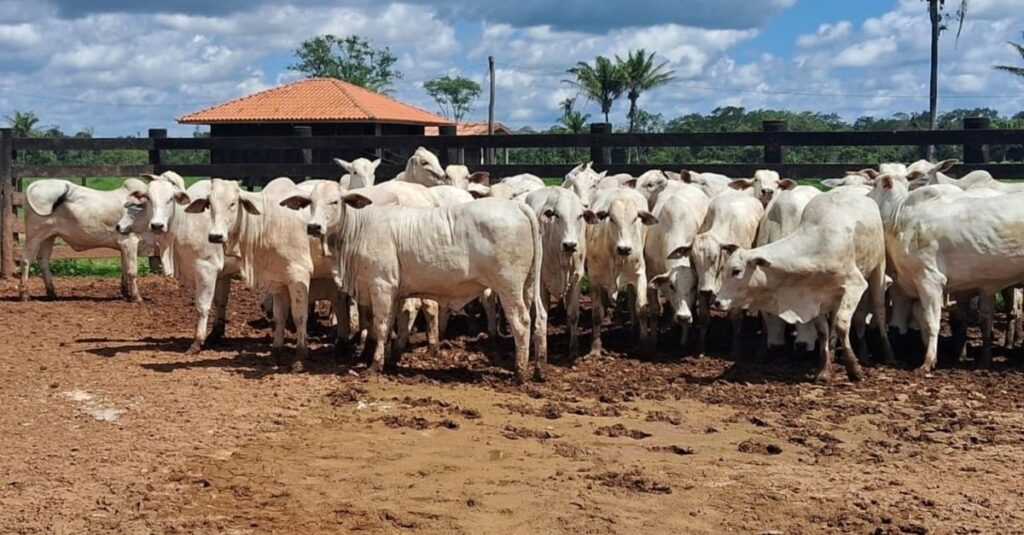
xmin=289 ymin=34 xmax=402 ymax=93
xmin=422 ymin=76 xmax=482 ymax=123
xmin=565 ymin=56 xmax=625 ymax=124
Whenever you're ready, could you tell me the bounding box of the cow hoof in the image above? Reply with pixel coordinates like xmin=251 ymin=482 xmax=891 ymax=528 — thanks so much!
xmin=19 ymin=293 xmax=29 ymax=302
xmin=913 ymin=365 xmax=934 ymax=376
xmin=185 ymin=342 xmax=203 ymax=355
xmin=365 ymin=363 xmax=383 ymax=376
xmin=846 ymin=369 xmax=865 ymax=383
xmin=290 ymin=360 xmax=305 ymax=373
xmin=514 ymin=370 xmax=529 ymax=385
xmin=271 ymin=348 xmax=288 ymax=367
xmin=813 ymin=371 xmax=831 ymax=384
xmin=427 ymin=344 xmax=440 ymax=359
xmin=532 ymin=367 xmax=547 ymax=383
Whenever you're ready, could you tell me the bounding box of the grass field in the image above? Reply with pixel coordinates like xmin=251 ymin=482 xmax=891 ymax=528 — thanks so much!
xmin=27 ymin=258 xmax=152 ymax=278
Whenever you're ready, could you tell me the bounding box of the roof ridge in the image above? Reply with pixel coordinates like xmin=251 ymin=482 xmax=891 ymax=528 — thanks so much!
xmin=330 ymin=79 xmax=373 ymax=120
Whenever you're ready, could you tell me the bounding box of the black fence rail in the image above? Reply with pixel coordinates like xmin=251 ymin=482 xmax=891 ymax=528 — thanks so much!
xmin=1 ymin=117 xmax=1021 ymax=276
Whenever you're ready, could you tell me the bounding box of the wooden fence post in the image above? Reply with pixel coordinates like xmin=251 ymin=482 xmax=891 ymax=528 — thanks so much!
xmin=590 ymin=123 xmax=612 ymax=166
xmin=0 ymin=128 xmax=14 ymax=278
xmin=293 ymin=126 xmax=313 ymax=181
xmin=963 ymin=117 xmax=991 ymax=166
xmin=146 ymin=128 xmax=168 ymax=275
xmin=762 ymin=120 xmax=787 ymax=166
xmin=438 ymin=124 xmax=458 ymax=167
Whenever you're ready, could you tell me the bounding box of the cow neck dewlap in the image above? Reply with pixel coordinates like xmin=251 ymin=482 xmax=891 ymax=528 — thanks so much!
xmin=333 ymin=204 xmax=375 ymax=296
xmin=232 ymin=194 xmax=269 ymax=291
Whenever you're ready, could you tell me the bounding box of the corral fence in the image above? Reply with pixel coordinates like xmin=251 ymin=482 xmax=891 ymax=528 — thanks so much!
xmin=1 ymin=117 xmax=1022 ymax=277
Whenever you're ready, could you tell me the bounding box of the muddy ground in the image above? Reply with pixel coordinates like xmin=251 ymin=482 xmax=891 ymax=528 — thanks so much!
xmin=1 ymin=276 xmax=1023 ymax=534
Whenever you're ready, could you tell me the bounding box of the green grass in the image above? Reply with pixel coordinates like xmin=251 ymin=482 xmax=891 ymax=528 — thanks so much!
xmin=21 ymin=176 xmax=204 ymax=192
xmin=28 ymin=258 xmax=152 ymax=278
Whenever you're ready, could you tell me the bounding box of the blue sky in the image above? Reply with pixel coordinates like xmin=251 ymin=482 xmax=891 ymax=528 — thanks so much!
xmin=1 ymin=0 xmax=1022 ymax=136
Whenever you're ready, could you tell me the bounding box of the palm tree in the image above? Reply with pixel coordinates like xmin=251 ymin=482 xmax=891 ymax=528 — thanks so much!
xmin=616 ymin=49 xmax=675 ymax=133
xmin=557 ymin=97 xmax=591 ymax=134
xmin=994 ymin=34 xmax=1024 ymax=78
xmin=565 ymin=56 xmax=624 ymax=124
xmin=3 ymin=110 xmax=40 ymax=137
xmin=925 ymin=0 xmax=968 ymax=160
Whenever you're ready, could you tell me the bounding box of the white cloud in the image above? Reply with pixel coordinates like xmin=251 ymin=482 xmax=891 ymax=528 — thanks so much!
xmin=796 ymin=21 xmax=851 ymax=48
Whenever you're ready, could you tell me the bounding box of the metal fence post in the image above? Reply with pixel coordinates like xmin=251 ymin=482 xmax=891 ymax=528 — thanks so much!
xmin=963 ymin=117 xmax=991 ymax=166
xmin=0 ymin=128 xmax=14 ymax=278
xmin=590 ymin=123 xmax=612 ymax=166
xmin=146 ymin=128 xmax=168 ymax=275
xmin=762 ymin=120 xmax=787 ymax=166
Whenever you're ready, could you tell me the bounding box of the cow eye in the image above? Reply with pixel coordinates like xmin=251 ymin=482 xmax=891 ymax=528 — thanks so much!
xmin=732 ymin=268 xmax=742 ymax=277
xmin=328 ymin=200 xmax=340 ymax=206
xmin=669 ymin=283 xmax=676 ymax=291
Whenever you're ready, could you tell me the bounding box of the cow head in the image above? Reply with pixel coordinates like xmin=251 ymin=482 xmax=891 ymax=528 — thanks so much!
xmin=634 ymin=170 xmax=670 ymax=203
xmin=404 ymin=147 xmax=448 ymax=187
xmin=683 ymin=234 xmax=740 ymax=299
xmin=713 ymin=247 xmax=772 ymax=311
xmin=563 ymin=166 xmax=605 ymax=209
xmin=279 ymin=181 xmax=373 ymax=241
xmin=533 ymin=189 xmax=586 ymax=256
xmin=184 ymin=179 xmax=260 ymax=245
xmin=118 ymin=176 xmax=191 ymax=235
xmin=650 ymin=266 xmax=698 ymax=325
xmin=584 ymin=194 xmax=657 ymax=258
xmin=334 ymin=157 xmax=381 ymax=189
xmin=731 ymin=170 xmax=782 ymax=206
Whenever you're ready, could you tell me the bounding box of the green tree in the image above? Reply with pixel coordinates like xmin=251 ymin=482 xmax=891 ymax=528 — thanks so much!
xmin=994 ymin=33 xmax=1024 ymax=78
xmin=422 ymin=76 xmax=481 ymax=122
xmin=554 ymin=97 xmax=591 ymax=134
xmin=615 ymin=49 xmax=675 ymax=133
xmin=565 ymin=56 xmax=624 ymax=124
xmin=289 ymin=34 xmax=402 ymax=93
xmin=4 ymin=110 xmax=40 ymax=137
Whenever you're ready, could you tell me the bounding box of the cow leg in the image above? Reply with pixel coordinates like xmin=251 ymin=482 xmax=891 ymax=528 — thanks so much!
xmin=869 ymin=267 xmax=895 ymax=365
xmin=188 ymin=266 xmax=218 ymax=354
xmin=566 ymin=280 xmax=582 ymax=360
xmin=483 ymin=289 xmax=499 ymax=339
xmin=696 ymin=292 xmax=711 ymax=356
xmin=287 ymin=280 xmax=310 ymax=373
xmin=916 ymin=279 xmax=945 ymax=373
xmin=328 ymin=292 xmax=351 ymax=358
xmin=590 ymin=287 xmax=606 ymax=357
xmin=853 ymin=299 xmax=869 ymax=365
xmin=209 ymin=275 xmax=230 ymax=345
xmin=640 ymin=286 xmax=658 ymax=355
xmin=422 ymin=299 xmax=441 ymax=358
xmin=271 ymin=291 xmax=289 ymax=365
xmin=625 ymin=285 xmax=639 ymax=335
xmin=813 ymin=315 xmax=833 ymax=383
xmin=1002 ymin=287 xmax=1019 ymax=350
xmin=835 ymin=288 xmax=867 ymax=382
xmin=394 ymin=298 xmax=419 ymax=360
xmin=762 ymin=313 xmax=786 ymax=359
xmin=35 ymin=238 xmax=57 ymax=300
xmin=438 ymin=307 xmax=450 ymax=341
xmin=498 ymin=289 xmax=532 ymax=384
xmin=367 ymin=292 xmax=396 ymax=375
xmin=948 ymin=293 xmax=970 ymax=363
xmin=729 ymin=309 xmax=744 ymax=360
xmin=19 ymin=232 xmax=51 ymax=301
xmin=119 ymin=236 xmax=141 ymax=303
xmin=531 ymin=283 xmax=549 ymax=382
xmin=979 ymin=292 xmax=995 ymax=368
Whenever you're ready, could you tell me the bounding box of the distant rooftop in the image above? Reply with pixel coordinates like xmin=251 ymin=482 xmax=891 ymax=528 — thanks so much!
xmin=177 ymin=78 xmax=452 ymax=126
xmin=425 ymin=122 xmax=514 ymax=136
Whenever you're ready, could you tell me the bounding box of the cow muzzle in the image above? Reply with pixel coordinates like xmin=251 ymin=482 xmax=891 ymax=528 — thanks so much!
xmin=208 ymin=233 xmax=225 ymax=244
xmin=150 ymin=222 xmax=166 ymax=233
xmin=712 ymin=297 xmax=730 ymax=310
xmin=307 ymin=223 xmax=323 ymax=237
xmin=675 ymin=311 xmax=692 ymax=325
xmin=615 ymin=245 xmax=633 ymax=257
xmin=562 ymin=241 xmax=578 ymax=253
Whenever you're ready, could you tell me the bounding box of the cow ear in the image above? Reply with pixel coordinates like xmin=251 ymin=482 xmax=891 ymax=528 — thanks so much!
xmin=597 ymin=171 xmax=608 ymax=179
xmin=820 ymin=178 xmax=843 ymax=189
xmin=729 ymin=179 xmax=753 ymax=190
xmin=343 ymin=192 xmax=373 ymax=209
xmin=582 ymin=210 xmax=600 ymax=224
xmin=622 ymin=177 xmax=638 ymax=188
xmin=468 ymin=185 xmax=490 ymax=199
xmin=664 ymin=171 xmax=681 ymax=181
xmin=749 ymin=256 xmax=772 ymax=269
xmin=862 ymin=169 xmax=879 ymax=179
xmin=679 ymin=170 xmax=694 ymax=184
xmin=880 ymin=175 xmax=895 ymax=190
xmin=140 ymin=173 xmax=161 ymax=182
xmin=239 ymin=192 xmax=261 ymax=215
xmin=468 ymin=171 xmax=491 ymax=186
xmin=778 ymin=179 xmax=798 ymax=191
xmin=184 ymin=198 xmax=209 ymax=214
xmin=667 ymin=245 xmax=691 ymax=260
xmin=128 ymin=189 xmax=147 ymax=201
xmin=333 ymin=158 xmax=354 ymax=173
xmin=371 ymin=158 xmax=381 ymax=169
xmin=720 ymin=243 xmax=740 ymax=254
xmin=905 ymin=171 xmax=925 ymax=181
xmin=638 ymin=211 xmax=658 ymax=226
xmin=649 ymin=273 xmax=670 ymax=289
xmin=173 ymin=190 xmax=192 ymax=205
xmin=279 ymin=194 xmax=312 ymax=210
xmin=935 ymin=159 xmax=958 ymax=173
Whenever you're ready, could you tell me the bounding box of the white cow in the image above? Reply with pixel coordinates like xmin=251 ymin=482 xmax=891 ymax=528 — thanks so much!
xmin=634 ymin=169 xmax=705 ymax=209
xmin=645 ymin=186 xmax=710 ymax=351
xmin=470 ymin=174 xmax=546 ymax=200
xmin=715 ymin=192 xmax=893 ymax=383
xmin=674 ymin=191 xmax=764 ymax=356
xmin=678 ymin=170 xmax=732 ymax=197
xmin=280 ymin=190 xmax=547 ymax=383
xmin=444 ymin=165 xmax=491 ymax=191
xmin=584 ymin=188 xmax=659 ymax=354
xmin=335 ymin=157 xmax=381 ymax=189
xmin=400 ymin=147 xmax=450 ymax=187
xmin=869 ymin=176 xmax=1024 ymax=371
xmin=562 ymin=162 xmax=606 ymax=208
xmin=729 ymin=170 xmax=783 ymax=206
xmin=524 ymin=187 xmax=587 ymax=357
xmin=754 ymin=181 xmax=821 ymax=353
xmin=183 ymin=178 xmax=339 ymax=372
xmin=20 ymin=177 xmax=147 ymax=301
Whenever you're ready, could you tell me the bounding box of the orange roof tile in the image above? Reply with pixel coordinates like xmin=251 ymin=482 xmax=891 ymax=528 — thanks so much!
xmin=425 ymin=122 xmax=514 ymax=136
xmin=177 ymin=78 xmax=452 ymax=126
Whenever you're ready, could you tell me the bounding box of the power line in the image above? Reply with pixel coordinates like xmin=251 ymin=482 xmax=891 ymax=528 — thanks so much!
xmin=0 ymin=88 xmax=219 ymax=108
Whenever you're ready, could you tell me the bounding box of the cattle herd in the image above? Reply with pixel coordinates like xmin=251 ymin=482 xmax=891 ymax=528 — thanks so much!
xmin=16 ymin=150 xmax=1024 ymax=384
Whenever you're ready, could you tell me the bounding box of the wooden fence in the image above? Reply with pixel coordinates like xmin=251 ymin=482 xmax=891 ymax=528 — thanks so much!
xmin=1 ymin=117 xmax=1022 ymax=276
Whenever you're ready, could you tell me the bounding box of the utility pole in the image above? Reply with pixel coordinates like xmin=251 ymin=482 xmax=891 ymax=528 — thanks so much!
xmin=488 ymin=55 xmax=496 ymax=165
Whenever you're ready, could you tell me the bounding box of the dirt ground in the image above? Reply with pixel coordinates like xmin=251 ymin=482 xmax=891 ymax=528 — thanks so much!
xmin=2 ymin=276 xmax=1024 ymax=534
